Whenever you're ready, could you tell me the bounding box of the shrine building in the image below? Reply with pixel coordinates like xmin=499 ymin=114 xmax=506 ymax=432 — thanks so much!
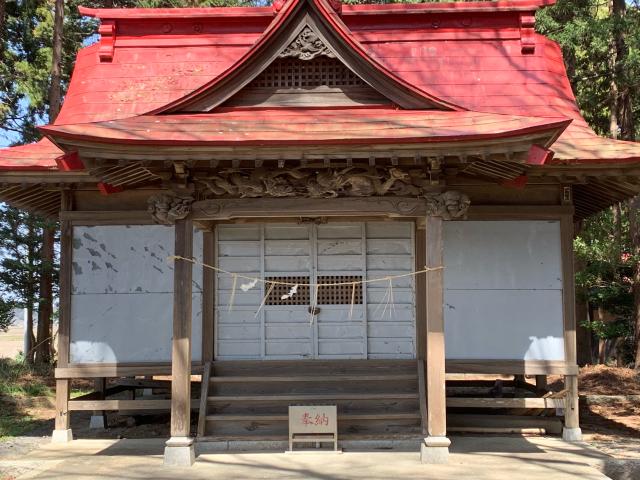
xmin=1 ymin=0 xmax=640 ymax=466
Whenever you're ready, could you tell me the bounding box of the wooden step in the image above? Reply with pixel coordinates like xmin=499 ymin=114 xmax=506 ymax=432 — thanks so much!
xmin=210 ymin=374 xmax=417 ymax=383
xmin=212 ymin=359 xmax=417 ymax=377
xmin=208 ymin=393 xmax=418 ymax=402
xmin=206 ymin=412 xmax=421 ymax=422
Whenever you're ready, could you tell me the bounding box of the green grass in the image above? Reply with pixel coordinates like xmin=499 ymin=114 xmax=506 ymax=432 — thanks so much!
xmin=0 ymin=357 xmax=54 ymax=439
xmin=0 ymin=358 xmax=53 ymax=398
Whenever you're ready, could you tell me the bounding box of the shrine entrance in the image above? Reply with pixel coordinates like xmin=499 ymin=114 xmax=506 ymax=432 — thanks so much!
xmin=214 ymin=221 xmax=416 ymax=360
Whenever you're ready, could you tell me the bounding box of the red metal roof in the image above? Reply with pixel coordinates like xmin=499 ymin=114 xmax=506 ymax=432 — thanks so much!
xmin=39 ymin=107 xmax=570 ymax=147
xmin=1 ymin=0 xmax=639 ymax=170
xmin=0 ymin=139 xmax=62 ymax=171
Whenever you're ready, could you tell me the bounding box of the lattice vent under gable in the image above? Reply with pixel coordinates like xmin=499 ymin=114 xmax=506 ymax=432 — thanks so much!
xmin=249 ymin=57 xmax=368 ymax=89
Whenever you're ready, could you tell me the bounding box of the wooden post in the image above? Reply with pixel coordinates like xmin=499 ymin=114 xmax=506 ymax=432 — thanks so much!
xmin=52 ymin=191 xmax=73 ymax=443
xmin=535 ymin=375 xmax=548 ymax=394
xmin=202 ymin=229 xmax=215 ymax=363
xmin=89 ymin=378 xmax=107 ymax=429
xmin=421 ymin=215 xmax=450 ymax=464
xmin=164 ymin=218 xmax=196 ymax=466
xmin=561 ymin=213 xmax=582 ymax=441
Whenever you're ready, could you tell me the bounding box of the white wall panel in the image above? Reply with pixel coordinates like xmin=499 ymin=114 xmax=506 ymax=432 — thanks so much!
xmin=443 ymin=220 xmax=564 ymax=361
xmin=70 ymin=225 xmax=203 ymax=363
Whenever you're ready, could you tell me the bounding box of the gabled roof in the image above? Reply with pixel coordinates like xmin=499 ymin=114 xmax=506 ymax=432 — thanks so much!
xmin=152 ymin=0 xmax=460 ymax=112
xmin=0 ymin=0 xmax=639 ymax=172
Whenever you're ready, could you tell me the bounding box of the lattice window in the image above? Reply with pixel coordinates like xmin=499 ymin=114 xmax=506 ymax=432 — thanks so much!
xmin=265 ymin=276 xmax=311 ymax=306
xmin=264 ymin=275 xmax=364 ymax=306
xmin=317 ymin=276 xmax=363 ymax=305
xmin=249 ymin=58 xmax=367 ymax=89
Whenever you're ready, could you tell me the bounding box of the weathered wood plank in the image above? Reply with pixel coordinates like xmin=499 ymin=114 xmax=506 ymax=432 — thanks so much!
xmin=55 ymin=363 xmax=203 ymax=378
xmin=446 ymin=397 xmax=565 ymax=409
xmin=210 ymin=374 xmax=416 ymax=383
xmin=202 ymin=230 xmax=215 ymax=363
xmin=207 ymin=393 xmax=418 ymax=401
xmin=445 ymin=360 xmax=578 ymax=375
xmin=55 ymin=379 xmax=70 ymax=430
xmin=425 ymin=215 xmax=447 ymax=437
xmin=197 ymin=361 xmax=211 ymax=437
xmin=170 ymin=218 xmax=194 ymax=438
xmin=193 ymin=197 xmax=428 ymax=220
xmin=68 ymin=399 xmax=199 ymax=411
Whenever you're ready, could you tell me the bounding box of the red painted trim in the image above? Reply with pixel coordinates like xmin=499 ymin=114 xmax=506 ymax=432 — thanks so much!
xmin=78 ymin=1 xmax=555 ymax=21
xmin=527 ymin=144 xmax=554 ymax=165
xmin=55 ymin=151 xmax=84 ymax=171
xmin=97 ymin=182 xmax=123 ymax=195
xmin=501 ymin=174 xmax=528 ymax=189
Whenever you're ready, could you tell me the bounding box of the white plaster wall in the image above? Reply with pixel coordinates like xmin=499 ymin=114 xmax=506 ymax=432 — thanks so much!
xmin=70 ymin=225 xmax=203 ymax=363
xmin=443 ymin=220 xmax=565 ymax=360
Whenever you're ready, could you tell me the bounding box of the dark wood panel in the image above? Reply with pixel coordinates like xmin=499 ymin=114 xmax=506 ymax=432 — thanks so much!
xmin=225 ymin=86 xmax=388 ymax=107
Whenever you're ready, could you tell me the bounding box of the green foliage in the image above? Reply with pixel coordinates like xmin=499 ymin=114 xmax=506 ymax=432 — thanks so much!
xmin=0 ymin=296 xmax=16 ymax=332
xmin=537 ymin=0 xmax=640 ymax=138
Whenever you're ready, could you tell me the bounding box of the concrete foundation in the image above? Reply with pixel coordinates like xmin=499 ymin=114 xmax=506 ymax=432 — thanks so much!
xmin=14 ymin=436 xmax=613 ymax=480
xmin=562 ymin=427 xmax=583 ymax=442
xmin=420 ymin=436 xmax=451 ymax=464
xmin=89 ymin=415 xmax=106 ymax=429
xmin=51 ymin=429 xmax=73 ymax=443
xmin=164 ymin=437 xmax=195 ymax=467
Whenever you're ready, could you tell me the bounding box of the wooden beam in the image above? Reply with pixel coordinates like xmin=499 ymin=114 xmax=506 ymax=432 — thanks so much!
xmin=68 ymin=399 xmax=199 ymax=411
xmin=60 ymin=210 xmax=153 ymax=225
xmin=446 ymin=397 xmax=565 ymax=409
xmin=192 ymin=197 xmax=428 ymax=220
xmin=425 ymin=215 xmax=446 ymax=438
xmin=467 ymin=205 xmax=574 ymax=220
xmin=55 ymin=363 xmax=202 ymax=379
xmin=170 ymin=218 xmax=194 ymax=438
xmin=445 ymin=360 xmax=578 ymax=375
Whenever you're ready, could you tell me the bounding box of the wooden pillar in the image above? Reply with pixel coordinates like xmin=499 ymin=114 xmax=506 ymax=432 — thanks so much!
xmin=52 ymin=192 xmax=72 ymax=443
xmin=89 ymin=378 xmax=107 ymax=429
xmin=421 ymin=215 xmax=450 ymax=464
xmin=561 ymin=214 xmax=582 ymax=441
xmin=164 ymin=218 xmax=196 ymax=466
xmin=535 ymin=375 xmax=548 ymax=394
xmin=202 ymin=229 xmax=215 ymax=364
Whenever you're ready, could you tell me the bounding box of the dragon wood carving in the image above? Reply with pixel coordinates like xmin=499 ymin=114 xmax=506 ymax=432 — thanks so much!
xmin=196 ymin=167 xmax=431 ymax=199
xmin=279 ymin=26 xmax=335 ymax=61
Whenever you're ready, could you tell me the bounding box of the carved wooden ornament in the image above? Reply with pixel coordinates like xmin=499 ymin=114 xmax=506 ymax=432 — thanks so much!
xmin=196 ymin=167 xmax=433 ymax=199
xmin=147 ymin=194 xmax=193 ymax=225
xmin=280 ymin=26 xmax=336 ymax=61
xmin=425 ymin=191 xmax=470 ymax=220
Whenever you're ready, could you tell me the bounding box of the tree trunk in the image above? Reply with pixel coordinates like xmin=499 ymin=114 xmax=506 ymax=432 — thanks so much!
xmin=0 ymin=0 xmax=6 ymax=44
xmin=609 ymin=0 xmax=635 ymax=141
xmin=24 ymin=305 xmax=34 ymax=363
xmin=630 ymin=196 xmax=640 ymax=368
xmin=48 ymin=0 xmax=64 ymax=122
xmin=35 ymin=225 xmax=54 ymax=364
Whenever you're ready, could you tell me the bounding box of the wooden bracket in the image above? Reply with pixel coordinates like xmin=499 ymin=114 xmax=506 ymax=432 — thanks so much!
xmin=55 ymin=152 xmax=84 ymax=171
xmin=519 ymin=13 xmax=536 ymax=54
xmin=98 ymin=21 xmax=116 ymax=62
